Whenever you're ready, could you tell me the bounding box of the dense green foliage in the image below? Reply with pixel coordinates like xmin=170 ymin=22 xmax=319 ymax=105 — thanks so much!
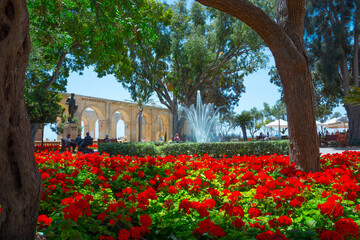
xmin=24 ymin=87 xmax=64 ymax=125
xmin=98 ymin=141 xmax=289 ymax=158
xmin=99 ymin=142 xmax=161 ymax=157
xmin=232 ymin=111 xmax=253 ymax=141
xmin=26 ymin=0 xmax=169 ymax=130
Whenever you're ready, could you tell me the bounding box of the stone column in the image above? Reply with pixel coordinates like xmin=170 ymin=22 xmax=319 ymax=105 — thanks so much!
xmin=105 ymin=102 xmax=112 ymax=138
xmin=99 ymin=120 xmax=106 ymax=139
xmin=125 ymin=122 xmax=131 ymax=142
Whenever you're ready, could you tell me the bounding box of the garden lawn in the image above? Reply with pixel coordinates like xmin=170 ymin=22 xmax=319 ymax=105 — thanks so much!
xmin=26 ymin=151 xmax=360 ymax=239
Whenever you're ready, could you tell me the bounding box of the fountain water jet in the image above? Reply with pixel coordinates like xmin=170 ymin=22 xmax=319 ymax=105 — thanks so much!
xmin=182 ymin=90 xmax=221 ymax=142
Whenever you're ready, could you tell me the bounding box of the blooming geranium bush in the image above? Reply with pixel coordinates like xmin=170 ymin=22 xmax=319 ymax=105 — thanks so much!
xmin=35 ymin=145 xmax=61 ymax=152
xmin=33 ymin=151 xmax=360 ymax=239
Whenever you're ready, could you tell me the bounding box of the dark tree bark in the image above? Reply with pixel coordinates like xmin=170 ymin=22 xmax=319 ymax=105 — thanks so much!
xmin=241 ymin=125 xmax=247 ymax=141
xmin=31 ymin=123 xmax=39 ymax=143
xmin=138 ymin=107 xmax=143 ymax=142
xmin=0 ymin=0 xmax=42 ymax=238
xmin=345 ymin=105 xmax=360 ymax=145
xmin=196 ymin=0 xmax=320 ymax=172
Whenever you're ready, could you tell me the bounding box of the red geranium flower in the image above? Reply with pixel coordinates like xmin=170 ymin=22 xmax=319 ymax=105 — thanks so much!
xmin=140 ymin=215 xmax=152 ymax=228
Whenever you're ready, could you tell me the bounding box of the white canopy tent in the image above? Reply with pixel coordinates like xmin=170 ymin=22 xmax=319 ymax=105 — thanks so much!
xmin=265 ymin=119 xmax=287 ymax=138
xmin=324 ymin=115 xmax=349 ymax=129
xmin=265 ymin=119 xmax=288 ymax=128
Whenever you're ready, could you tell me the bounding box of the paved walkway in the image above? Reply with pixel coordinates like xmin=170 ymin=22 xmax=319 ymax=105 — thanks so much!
xmin=320 ymin=146 xmax=360 ymax=155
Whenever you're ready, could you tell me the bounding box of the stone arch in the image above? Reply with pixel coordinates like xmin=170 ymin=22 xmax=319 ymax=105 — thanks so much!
xmin=81 ymin=116 xmax=89 ymax=138
xmin=111 ymin=108 xmax=131 ymax=140
xmin=79 ymin=105 xmax=105 ymax=140
xmin=154 ymin=113 xmax=169 ymax=141
xmin=79 ymin=104 xmax=105 ymax=121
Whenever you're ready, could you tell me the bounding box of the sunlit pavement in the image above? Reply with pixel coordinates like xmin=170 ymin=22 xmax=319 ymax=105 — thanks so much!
xmin=320 ymin=146 xmax=360 ymax=155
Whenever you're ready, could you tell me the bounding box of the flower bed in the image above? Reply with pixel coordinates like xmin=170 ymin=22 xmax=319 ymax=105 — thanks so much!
xmin=31 ymin=151 xmax=360 ymax=239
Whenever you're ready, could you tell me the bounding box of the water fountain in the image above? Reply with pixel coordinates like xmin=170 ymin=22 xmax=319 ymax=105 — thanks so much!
xmin=182 ymin=90 xmax=221 ymax=142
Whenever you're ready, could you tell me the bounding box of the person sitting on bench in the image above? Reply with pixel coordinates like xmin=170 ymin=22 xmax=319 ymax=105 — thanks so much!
xmin=104 ymin=134 xmax=111 ymax=143
xmin=64 ymin=134 xmax=76 ymax=152
xmin=78 ymin=132 xmax=94 ymax=153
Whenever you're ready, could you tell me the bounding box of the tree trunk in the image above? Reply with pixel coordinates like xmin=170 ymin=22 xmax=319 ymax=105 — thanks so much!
xmin=171 ymin=104 xmax=186 ymax=138
xmin=138 ymin=110 xmax=142 ymax=142
xmin=275 ymin=54 xmax=320 ymax=172
xmin=241 ymin=125 xmax=247 ymax=141
xmin=345 ymin=104 xmax=360 ymax=145
xmin=30 ymin=123 xmax=39 ymax=143
xmin=0 ymin=0 xmax=42 ymax=239
xmin=196 ymin=0 xmax=320 ymax=172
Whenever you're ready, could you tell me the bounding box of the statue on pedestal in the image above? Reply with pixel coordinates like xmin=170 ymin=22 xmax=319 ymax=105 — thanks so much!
xmin=65 ymin=93 xmax=78 ymax=122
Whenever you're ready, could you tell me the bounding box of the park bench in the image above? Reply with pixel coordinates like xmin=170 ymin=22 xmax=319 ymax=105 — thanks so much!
xmin=337 ymin=134 xmax=349 ymax=147
xmin=98 ymin=138 xmax=118 ymax=144
xmin=321 ymin=134 xmax=338 ymax=147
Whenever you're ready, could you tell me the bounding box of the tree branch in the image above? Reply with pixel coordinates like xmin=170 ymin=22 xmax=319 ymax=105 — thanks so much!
xmin=43 ymin=41 xmax=81 ymax=90
xmin=195 ymin=0 xmax=305 ymax=63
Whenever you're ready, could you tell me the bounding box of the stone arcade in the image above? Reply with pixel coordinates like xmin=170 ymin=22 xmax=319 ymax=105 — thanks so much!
xmin=56 ymin=93 xmax=172 ymax=142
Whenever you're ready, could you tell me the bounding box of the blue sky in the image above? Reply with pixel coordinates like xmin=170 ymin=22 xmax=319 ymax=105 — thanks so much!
xmin=43 ymin=0 xmax=345 ymax=139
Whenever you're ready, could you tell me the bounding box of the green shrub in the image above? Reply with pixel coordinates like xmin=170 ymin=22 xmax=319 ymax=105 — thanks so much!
xmin=99 ymin=141 xmax=289 ymax=158
xmin=98 ymin=142 xmax=160 ymax=157
xmin=159 ymin=141 xmax=289 ymax=158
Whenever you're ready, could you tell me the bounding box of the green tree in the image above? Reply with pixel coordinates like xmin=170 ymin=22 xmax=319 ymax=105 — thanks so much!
xmin=0 ymin=0 xmax=168 ymax=237
xmin=246 ymin=107 xmax=265 ymax=138
xmin=112 ymin=0 xmax=266 ymax=137
xmin=26 ymin=0 xmax=165 ymax=140
xmin=305 ymin=0 xmax=360 ymax=143
xmin=219 ymin=112 xmax=234 ymax=137
xmin=197 ymin=0 xmax=321 ymax=172
xmin=331 ymin=112 xmax=342 ymax=119
xmin=263 ymin=101 xmax=287 ymax=121
xmin=233 ymin=111 xmax=252 ymax=141
xmin=24 ymin=86 xmax=64 ymax=141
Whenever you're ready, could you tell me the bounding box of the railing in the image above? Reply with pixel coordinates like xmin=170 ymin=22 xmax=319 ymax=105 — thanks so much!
xmin=35 ymin=140 xmax=100 ymax=146
xmin=34 ymin=141 xmax=61 ymax=146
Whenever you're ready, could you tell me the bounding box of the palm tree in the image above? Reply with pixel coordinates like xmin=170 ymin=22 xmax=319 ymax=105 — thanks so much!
xmin=233 ymin=111 xmax=253 ymax=141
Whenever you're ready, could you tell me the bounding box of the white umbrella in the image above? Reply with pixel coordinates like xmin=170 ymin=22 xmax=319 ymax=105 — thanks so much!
xmin=265 ymin=119 xmax=288 ymax=128
xmin=324 ymin=115 xmax=349 ymax=129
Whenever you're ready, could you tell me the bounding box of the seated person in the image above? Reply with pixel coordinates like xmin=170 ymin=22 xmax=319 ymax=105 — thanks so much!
xmin=78 ymin=132 xmax=94 ymax=153
xmin=74 ymin=134 xmax=82 ymax=147
xmin=64 ymin=134 xmax=76 ymax=152
xmin=104 ymin=134 xmax=111 ymax=143
xmin=173 ymin=133 xmax=181 ymax=143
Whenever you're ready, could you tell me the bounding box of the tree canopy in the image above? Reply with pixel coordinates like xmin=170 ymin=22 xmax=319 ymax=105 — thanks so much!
xmin=305 ymin=0 xmax=360 ymax=141
xmin=25 ymin=0 xmax=169 ymax=137
xmin=108 ymin=0 xmax=266 ymax=135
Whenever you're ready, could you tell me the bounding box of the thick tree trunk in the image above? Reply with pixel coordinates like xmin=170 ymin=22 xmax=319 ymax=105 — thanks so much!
xmin=172 ymin=104 xmax=186 ymax=138
xmin=138 ymin=110 xmax=142 ymax=142
xmin=0 ymin=0 xmax=42 ymax=239
xmin=275 ymin=54 xmax=320 ymax=172
xmin=196 ymin=0 xmax=320 ymax=172
xmin=30 ymin=123 xmax=39 ymax=143
xmin=241 ymin=125 xmax=247 ymax=141
xmin=345 ymin=104 xmax=360 ymax=145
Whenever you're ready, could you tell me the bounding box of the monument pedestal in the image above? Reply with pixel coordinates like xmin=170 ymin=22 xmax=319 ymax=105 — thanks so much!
xmin=63 ymin=122 xmax=78 ymax=140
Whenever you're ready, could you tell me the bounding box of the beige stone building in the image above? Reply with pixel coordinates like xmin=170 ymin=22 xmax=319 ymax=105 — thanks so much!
xmin=56 ymin=93 xmax=172 ymax=142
